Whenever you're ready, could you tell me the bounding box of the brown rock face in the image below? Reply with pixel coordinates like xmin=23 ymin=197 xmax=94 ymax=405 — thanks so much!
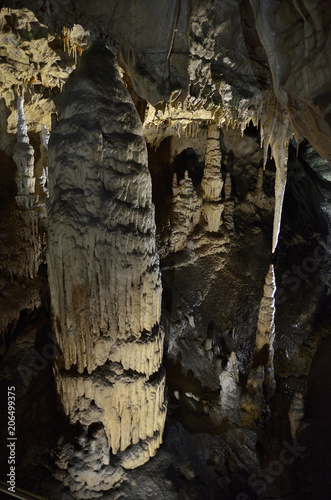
xmin=47 ymin=43 xmax=166 ymax=497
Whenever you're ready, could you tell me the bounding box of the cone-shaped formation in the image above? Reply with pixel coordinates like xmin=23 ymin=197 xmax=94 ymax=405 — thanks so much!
xmin=241 ymin=265 xmax=277 ymax=424
xmin=47 ymin=43 xmax=166 ymax=497
xmin=252 ymin=264 xmax=277 ymax=399
xmin=260 ymin=94 xmax=291 ymax=252
xmin=219 ymin=351 xmax=242 ymax=423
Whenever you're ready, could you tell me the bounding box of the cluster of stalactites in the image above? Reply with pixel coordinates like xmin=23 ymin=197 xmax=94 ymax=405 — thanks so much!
xmin=143 ymin=86 xmax=259 ymax=145
xmin=61 ymin=26 xmax=84 ymax=65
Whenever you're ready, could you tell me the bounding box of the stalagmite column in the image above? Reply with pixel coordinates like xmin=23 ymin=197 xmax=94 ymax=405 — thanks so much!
xmin=223 ymin=172 xmax=234 ymax=231
xmin=47 ymin=43 xmax=166 ymax=497
xmin=12 ymin=96 xmax=41 ymax=278
xmin=38 ymin=125 xmax=50 ymax=197
xmin=249 ymin=264 xmax=276 ymax=398
xmin=288 ymin=392 xmax=305 ymax=439
xmin=170 ymin=171 xmax=202 ymax=252
xmin=219 ymin=351 xmax=242 ymax=423
xmin=201 ymin=123 xmax=224 ymax=232
xmin=241 ymin=265 xmax=276 ymax=424
xmin=13 ymin=97 xmax=39 ymax=209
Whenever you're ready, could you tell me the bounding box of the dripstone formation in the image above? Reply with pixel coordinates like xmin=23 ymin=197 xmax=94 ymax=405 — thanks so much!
xmin=47 ymin=43 xmax=166 ymax=497
xmin=0 ymin=2 xmax=330 ymax=500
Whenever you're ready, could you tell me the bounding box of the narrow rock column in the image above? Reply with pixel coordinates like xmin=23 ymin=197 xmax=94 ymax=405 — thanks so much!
xmin=254 ymin=264 xmax=276 ymax=398
xmin=244 ymin=264 xmax=277 ymax=417
xmin=47 ymin=43 xmax=166 ymax=496
xmin=170 ymin=171 xmax=202 ymax=252
xmin=38 ymin=125 xmax=50 ymax=197
xmin=260 ymin=93 xmax=291 ymax=253
xmin=223 ymin=172 xmax=234 ymax=231
xmin=201 ymin=123 xmax=224 ymax=232
xmin=12 ymin=96 xmax=41 ymax=278
xmin=13 ymin=97 xmax=39 ymax=209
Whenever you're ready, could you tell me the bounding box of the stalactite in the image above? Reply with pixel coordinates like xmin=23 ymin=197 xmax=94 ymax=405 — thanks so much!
xmin=260 ymin=93 xmax=292 ymax=253
xmin=47 ymin=43 xmax=166 ymax=498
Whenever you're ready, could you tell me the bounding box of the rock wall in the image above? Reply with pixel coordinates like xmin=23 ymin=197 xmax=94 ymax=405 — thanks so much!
xmin=47 ymin=43 xmax=166 ymax=497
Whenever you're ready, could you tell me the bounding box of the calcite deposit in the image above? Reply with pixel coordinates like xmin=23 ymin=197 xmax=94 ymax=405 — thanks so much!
xmin=0 ymin=2 xmax=330 ymax=500
xmin=47 ymin=43 xmax=166 ymax=496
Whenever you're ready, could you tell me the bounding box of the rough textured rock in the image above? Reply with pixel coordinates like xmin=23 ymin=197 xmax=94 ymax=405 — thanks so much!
xmin=0 ymin=3 xmax=330 ymax=500
xmin=201 ymin=124 xmax=224 ymax=232
xmin=169 ymin=171 xmax=202 ymax=253
xmin=47 ymin=43 xmax=166 ymax=497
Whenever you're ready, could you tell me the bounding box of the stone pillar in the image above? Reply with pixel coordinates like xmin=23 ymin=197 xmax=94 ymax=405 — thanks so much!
xmin=201 ymin=123 xmax=224 ymax=232
xmin=47 ymin=43 xmax=166 ymax=497
xmin=13 ymin=96 xmax=39 ymax=209
xmin=170 ymin=171 xmax=202 ymax=252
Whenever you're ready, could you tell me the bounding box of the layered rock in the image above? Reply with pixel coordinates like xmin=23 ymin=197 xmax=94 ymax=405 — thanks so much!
xmin=10 ymin=96 xmax=43 ymax=280
xmin=201 ymin=124 xmax=224 ymax=232
xmin=38 ymin=125 xmax=50 ymax=198
xmin=169 ymin=171 xmax=202 ymax=253
xmin=243 ymin=264 xmax=277 ymax=423
xmin=13 ymin=97 xmax=39 ymax=209
xmin=47 ymin=42 xmax=166 ymax=497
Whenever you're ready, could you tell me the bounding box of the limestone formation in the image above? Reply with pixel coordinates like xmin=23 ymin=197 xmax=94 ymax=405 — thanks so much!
xmin=222 ymin=172 xmax=234 ymax=231
xmin=219 ymin=352 xmax=242 ymax=424
xmin=201 ymin=124 xmax=224 ymax=232
xmin=38 ymin=125 xmax=50 ymax=198
xmin=246 ymin=264 xmax=277 ymax=408
xmin=10 ymin=96 xmax=44 ymax=279
xmin=169 ymin=171 xmax=202 ymax=252
xmin=47 ymin=43 xmax=166 ymax=497
xmin=13 ymin=97 xmax=39 ymax=209
xmin=0 ymin=4 xmax=330 ymax=499
xmin=260 ymin=94 xmax=292 ymax=252
xmin=288 ymin=392 xmax=305 ymax=439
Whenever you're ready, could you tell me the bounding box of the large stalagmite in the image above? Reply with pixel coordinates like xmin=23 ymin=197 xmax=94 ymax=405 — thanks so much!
xmin=47 ymin=43 xmax=166 ymax=496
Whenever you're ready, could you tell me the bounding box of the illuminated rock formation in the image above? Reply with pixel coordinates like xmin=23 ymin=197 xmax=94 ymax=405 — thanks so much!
xmin=13 ymin=97 xmax=39 ymax=209
xmin=201 ymin=124 xmax=224 ymax=232
xmin=243 ymin=264 xmax=277 ymax=423
xmin=169 ymin=171 xmax=202 ymax=252
xmin=47 ymin=42 xmax=166 ymax=497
